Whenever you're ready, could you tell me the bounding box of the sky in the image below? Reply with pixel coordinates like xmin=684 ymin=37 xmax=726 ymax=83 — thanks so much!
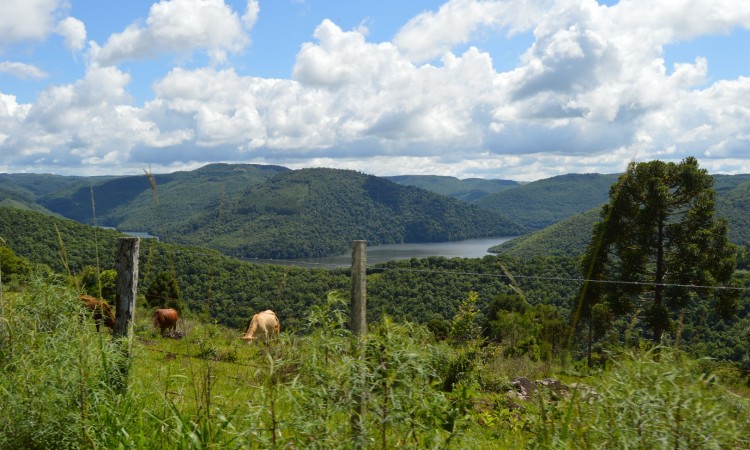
xmin=1 ymin=0 xmax=749 ymax=182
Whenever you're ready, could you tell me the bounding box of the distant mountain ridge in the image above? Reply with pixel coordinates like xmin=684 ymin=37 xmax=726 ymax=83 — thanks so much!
xmin=473 ymin=173 xmax=621 ymax=230
xmin=5 ymin=163 xmax=748 ymax=260
xmin=170 ymin=168 xmax=525 ymax=258
xmin=0 ymin=164 xmax=524 ymax=259
xmin=386 ymin=175 xmax=519 ymax=202
xmin=493 ymin=173 xmax=750 ymax=259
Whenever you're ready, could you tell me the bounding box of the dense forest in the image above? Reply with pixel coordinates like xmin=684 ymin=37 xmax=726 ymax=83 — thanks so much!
xmin=473 ymin=173 xmax=620 ymax=230
xmin=1 ymin=165 xmax=525 ymax=259
xmin=387 ymin=174 xmax=519 ymax=201
xmin=172 ymin=168 xmax=524 ymax=258
xmin=494 ymin=174 xmax=750 ymax=262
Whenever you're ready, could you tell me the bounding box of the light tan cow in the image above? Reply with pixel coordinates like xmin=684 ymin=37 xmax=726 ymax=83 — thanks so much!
xmin=241 ymin=310 xmax=280 ymax=343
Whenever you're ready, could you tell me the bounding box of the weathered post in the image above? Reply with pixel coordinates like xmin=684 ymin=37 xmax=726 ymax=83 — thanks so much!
xmin=351 ymin=240 xmax=367 ymax=336
xmin=351 ymin=240 xmax=367 ymax=448
xmin=0 ymin=236 xmax=5 ymax=309
xmin=114 ymin=237 xmax=139 ymax=338
xmin=113 ymin=237 xmax=139 ymax=392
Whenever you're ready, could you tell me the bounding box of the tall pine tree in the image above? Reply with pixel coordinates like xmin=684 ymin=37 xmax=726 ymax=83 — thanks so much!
xmin=579 ymin=157 xmax=739 ymax=347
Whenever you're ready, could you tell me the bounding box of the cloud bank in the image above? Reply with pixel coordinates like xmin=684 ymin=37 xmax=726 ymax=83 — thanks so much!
xmin=1 ymin=0 xmax=749 ymax=181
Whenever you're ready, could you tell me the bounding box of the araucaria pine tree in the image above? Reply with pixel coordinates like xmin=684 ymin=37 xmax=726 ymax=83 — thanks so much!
xmin=579 ymin=157 xmax=739 ymax=345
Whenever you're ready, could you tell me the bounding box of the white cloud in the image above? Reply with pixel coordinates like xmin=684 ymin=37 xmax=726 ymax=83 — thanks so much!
xmin=0 ymin=0 xmax=62 ymax=46
xmin=0 ymin=61 xmax=47 ymax=79
xmin=242 ymin=0 xmax=260 ymax=29
xmin=56 ymin=16 xmax=86 ymax=52
xmin=394 ymin=0 xmax=547 ymax=63
xmin=94 ymin=0 xmax=253 ymax=66
xmin=2 ymin=0 xmax=750 ymax=180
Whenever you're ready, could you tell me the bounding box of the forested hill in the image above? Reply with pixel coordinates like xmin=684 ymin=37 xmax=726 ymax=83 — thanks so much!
xmin=493 ymin=173 xmax=750 ymax=259
xmin=0 ymin=172 xmax=94 ymax=214
xmin=2 ymin=164 xmax=523 ymax=259
xmin=34 ymin=163 xmax=289 ymax=228
xmin=387 ymin=175 xmax=519 ymax=202
xmin=473 ymin=173 xmax=620 ymax=230
xmin=167 ymin=168 xmax=526 ymax=259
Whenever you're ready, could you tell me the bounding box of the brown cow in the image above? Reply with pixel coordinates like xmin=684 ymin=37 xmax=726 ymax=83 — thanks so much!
xmin=80 ymin=294 xmax=115 ymax=332
xmin=241 ymin=310 xmax=280 ymax=343
xmin=152 ymin=308 xmax=179 ymax=336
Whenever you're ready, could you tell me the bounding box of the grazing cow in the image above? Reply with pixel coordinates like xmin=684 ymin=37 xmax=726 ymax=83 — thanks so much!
xmin=80 ymin=294 xmax=115 ymax=332
xmin=241 ymin=310 xmax=280 ymax=343
xmin=152 ymin=308 xmax=179 ymax=336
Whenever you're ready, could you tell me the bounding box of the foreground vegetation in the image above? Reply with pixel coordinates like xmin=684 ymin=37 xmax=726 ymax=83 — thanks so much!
xmin=2 ymin=279 xmax=749 ymax=449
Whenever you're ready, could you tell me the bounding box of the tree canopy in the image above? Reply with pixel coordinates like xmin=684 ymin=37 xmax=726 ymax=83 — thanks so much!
xmin=579 ymin=157 xmax=740 ymax=346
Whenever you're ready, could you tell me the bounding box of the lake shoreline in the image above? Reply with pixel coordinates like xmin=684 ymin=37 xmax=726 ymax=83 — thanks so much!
xmin=246 ymin=236 xmax=514 ymax=268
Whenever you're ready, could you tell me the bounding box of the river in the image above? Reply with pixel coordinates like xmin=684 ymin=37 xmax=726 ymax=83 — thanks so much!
xmin=249 ymin=236 xmax=514 ymax=268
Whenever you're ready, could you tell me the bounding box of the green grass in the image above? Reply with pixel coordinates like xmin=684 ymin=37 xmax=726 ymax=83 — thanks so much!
xmin=2 ymin=280 xmax=749 ymax=449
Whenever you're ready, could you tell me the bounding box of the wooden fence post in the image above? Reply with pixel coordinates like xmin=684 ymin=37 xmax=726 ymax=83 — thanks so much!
xmin=351 ymin=240 xmax=367 ymax=336
xmin=113 ymin=237 xmax=139 ymax=391
xmin=351 ymin=240 xmax=367 ymax=448
xmin=114 ymin=237 xmax=139 ymax=338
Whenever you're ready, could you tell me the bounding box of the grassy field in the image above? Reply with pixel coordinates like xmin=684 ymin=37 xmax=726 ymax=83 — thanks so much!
xmin=2 ymin=280 xmax=750 ymax=449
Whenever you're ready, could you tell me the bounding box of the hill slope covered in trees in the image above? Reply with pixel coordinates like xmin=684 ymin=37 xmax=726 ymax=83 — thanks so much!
xmin=387 ymin=174 xmax=519 ymax=201
xmin=473 ymin=173 xmax=620 ymax=230
xmin=2 ymin=164 xmax=525 ymax=259
xmin=167 ymin=168 xmax=526 ymax=258
xmin=493 ymin=173 xmax=750 ymax=260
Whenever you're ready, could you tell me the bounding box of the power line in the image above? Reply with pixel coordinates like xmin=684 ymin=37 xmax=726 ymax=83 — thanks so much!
xmin=369 ymin=267 xmax=750 ymax=292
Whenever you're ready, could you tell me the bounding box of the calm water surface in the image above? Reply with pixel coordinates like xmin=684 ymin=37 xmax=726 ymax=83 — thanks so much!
xmin=251 ymin=237 xmax=514 ymax=268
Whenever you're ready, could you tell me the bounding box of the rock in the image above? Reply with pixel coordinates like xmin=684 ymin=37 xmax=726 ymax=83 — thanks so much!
xmin=511 ymin=376 xmax=537 ymax=400
xmin=509 ymin=376 xmax=571 ymax=401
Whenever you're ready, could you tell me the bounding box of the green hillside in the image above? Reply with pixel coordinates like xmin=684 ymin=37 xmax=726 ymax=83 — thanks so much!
xmin=0 ymin=172 xmax=105 ymax=197
xmin=36 ymin=163 xmax=289 ymax=229
xmin=494 ymin=173 xmax=750 ymax=259
xmin=168 ymin=168 xmax=526 ymax=259
xmin=714 ymin=174 xmax=750 ymax=246
xmin=3 ymin=165 xmax=523 ymax=259
xmin=0 ymin=188 xmax=56 ymax=214
xmin=2 ymin=203 xmax=747 ymax=361
xmin=489 ymin=208 xmax=600 ymax=258
xmin=474 ymin=173 xmax=620 ymax=230
xmin=387 ymin=174 xmax=519 ymax=201
xmin=0 ymin=173 xmax=79 ymax=214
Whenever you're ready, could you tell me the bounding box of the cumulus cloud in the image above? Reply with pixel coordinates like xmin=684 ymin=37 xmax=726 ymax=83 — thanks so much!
xmin=0 ymin=0 xmax=62 ymax=46
xmin=0 ymin=61 xmax=47 ymax=79
xmin=93 ymin=0 xmax=253 ymax=66
xmin=2 ymin=0 xmax=750 ymax=179
xmin=394 ymin=0 xmax=546 ymax=63
xmin=56 ymin=17 xmax=86 ymax=52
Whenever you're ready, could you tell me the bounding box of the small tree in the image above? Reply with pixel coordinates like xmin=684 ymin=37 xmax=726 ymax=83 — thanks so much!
xmin=145 ymin=271 xmax=182 ymax=311
xmin=0 ymin=244 xmax=31 ymax=286
xmin=579 ymin=157 xmax=739 ymax=346
xmin=80 ymin=267 xmax=117 ymax=300
xmin=449 ymin=291 xmax=481 ymax=342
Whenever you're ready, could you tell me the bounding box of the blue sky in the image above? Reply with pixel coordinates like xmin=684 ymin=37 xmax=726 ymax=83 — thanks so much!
xmin=1 ymin=0 xmax=749 ymax=181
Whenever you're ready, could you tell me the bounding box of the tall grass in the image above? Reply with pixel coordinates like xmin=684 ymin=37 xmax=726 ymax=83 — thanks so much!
xmin=528 ymin=348 xmax=750 ymax=449
xmin=2 ymin=278 xmax=749 ymax=449
xmin=0 ymin=277 xmax=126 ymax=449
